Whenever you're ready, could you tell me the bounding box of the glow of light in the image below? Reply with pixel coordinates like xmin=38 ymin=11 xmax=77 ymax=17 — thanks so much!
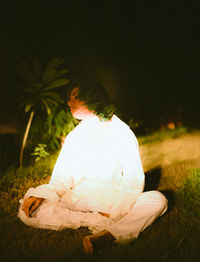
xmin=49 ymin=115 xmax=144 ymax=212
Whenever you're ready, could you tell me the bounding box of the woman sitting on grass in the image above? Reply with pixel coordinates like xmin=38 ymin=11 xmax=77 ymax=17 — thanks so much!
xmin=18 ymin=79 xmax=168 ymax=255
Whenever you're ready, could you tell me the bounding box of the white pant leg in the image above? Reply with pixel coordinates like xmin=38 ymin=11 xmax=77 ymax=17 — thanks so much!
xmin=107 ymin=191 xmax=168 ymax=242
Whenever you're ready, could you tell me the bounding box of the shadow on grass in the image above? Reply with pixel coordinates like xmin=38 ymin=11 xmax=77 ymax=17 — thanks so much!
xmin=144 ymin=167 xmax=162 ymax=191
xmin=144 ymin=167 xmax=175 ymax=213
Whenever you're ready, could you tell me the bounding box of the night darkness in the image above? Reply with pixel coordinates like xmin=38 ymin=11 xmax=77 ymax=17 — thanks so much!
xmin=1 ymin=0 xmax=200 ymax=132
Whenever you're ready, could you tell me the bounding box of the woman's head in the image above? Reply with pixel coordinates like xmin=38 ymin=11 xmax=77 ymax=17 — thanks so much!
xmin=68 ymin=79 xmax=115 ymax=121
xmin=67 ymin=86 xmax=95 ymax=120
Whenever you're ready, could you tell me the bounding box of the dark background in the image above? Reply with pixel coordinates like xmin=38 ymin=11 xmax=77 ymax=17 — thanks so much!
xmin=0 ymin=0 xmax=200 ymax=131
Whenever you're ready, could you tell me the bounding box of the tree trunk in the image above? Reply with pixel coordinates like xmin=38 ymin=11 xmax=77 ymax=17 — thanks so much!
xmin=19 ymin=110 xmax=35 ymax=167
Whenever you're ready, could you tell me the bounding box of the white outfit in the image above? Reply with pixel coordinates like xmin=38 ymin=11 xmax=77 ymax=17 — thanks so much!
xmin=18 ymin=115 xmax=167 ymax=242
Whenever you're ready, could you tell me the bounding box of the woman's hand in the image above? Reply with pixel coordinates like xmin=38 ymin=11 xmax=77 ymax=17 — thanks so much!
xmin=22 ymin=196 xmax=45 ymax=217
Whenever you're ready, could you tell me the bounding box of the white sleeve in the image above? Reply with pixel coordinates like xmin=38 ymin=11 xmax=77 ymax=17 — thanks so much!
xmin=22 ymin=133 xmax=74 ymax=202
xmin=49 ymin=132 xmax=74 ymax=191
xmin=110 ymin=129 xmax=145 ymax=220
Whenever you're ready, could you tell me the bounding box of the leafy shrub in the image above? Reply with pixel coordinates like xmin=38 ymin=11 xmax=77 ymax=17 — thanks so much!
xmin=29 ymin=107 xmax=78 ymax=151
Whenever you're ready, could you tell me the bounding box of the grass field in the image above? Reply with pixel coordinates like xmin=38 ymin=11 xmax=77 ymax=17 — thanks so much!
xmin=0 ymin=129 xmax=200 ymax=262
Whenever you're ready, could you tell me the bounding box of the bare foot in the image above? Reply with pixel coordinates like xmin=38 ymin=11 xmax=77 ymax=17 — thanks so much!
xmin=83 ymin=236 xmax=93 ymax=255
xmin=82 ymin=230 xmax=115 ymax=255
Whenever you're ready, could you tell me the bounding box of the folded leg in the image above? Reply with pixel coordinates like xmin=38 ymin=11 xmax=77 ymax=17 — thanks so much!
xmin=107 ymin=190 xmax=168 ymax=242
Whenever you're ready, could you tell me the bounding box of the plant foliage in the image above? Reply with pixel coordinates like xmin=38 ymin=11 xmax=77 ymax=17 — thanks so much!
xmin=17 ymin=56 xmax=69 ymax=115
xmin=29 ymin=107 xmax=78 ymax=151
xmin=31 ymin=144 xmax=50 ymax=162
xmin=16 ymin=56 xmax=69 ymax=165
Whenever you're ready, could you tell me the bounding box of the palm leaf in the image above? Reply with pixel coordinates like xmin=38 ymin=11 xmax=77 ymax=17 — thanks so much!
xmin=41 ymin=99 xmax=51 ymax=115
xmin=45 ymin=98 xmax=59 ymax=107
xmin=24 ymin=104 xmax=33 ymax=112
xmin=41 ymin=58 xmax=66 ymax=83
xmin=46 ymin=57 xmax=64 ymax=70
xmin=19 ymin=86 xmax=37 ymax=93
xmin=41 ymin=69 xmax=69 ymax=85
xmin=17 ymin=56 xmax=66 ymax=115
xmin=42 ymin=91 xmax=64 ymax=103
xmin=43 ymin=78 xmax=69 ymax=91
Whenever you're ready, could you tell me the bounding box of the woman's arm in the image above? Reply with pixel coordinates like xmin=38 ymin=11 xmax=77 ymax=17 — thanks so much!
xmin=109 ymin=129 xmax=145 ymax=220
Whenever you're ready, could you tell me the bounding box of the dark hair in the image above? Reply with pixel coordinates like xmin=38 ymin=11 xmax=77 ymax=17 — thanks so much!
xmin=70 ymin=78 xmax=115 ymax=121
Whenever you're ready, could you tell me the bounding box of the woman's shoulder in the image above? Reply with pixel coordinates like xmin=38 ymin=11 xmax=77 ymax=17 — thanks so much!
xmin=112 ymin=115 xmax=139 ymax=145
xmin=111 ymin=115 xmax=133 ymax=134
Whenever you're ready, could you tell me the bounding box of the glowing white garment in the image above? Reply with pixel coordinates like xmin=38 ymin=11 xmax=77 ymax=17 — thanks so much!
xmin=49 ymin=115 xmax=144 ymax=215
xmin=18 ymin=115 xmax=145 ymax=233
